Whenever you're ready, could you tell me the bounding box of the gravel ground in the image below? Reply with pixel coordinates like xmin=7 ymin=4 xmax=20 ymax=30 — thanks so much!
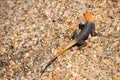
xmin=0 ymin=0 xmax=120 ymax=80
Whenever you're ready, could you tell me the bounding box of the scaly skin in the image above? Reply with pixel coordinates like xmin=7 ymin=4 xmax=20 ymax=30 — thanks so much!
xmin=41 ymin=12 xmax=95 ymax=77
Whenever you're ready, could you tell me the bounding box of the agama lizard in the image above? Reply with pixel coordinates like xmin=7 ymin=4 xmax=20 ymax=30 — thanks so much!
xmin=41 ymin=12 xmax=97 ymax=77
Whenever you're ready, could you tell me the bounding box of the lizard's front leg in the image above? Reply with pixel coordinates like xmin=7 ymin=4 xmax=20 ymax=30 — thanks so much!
xmin=72 ymin=24 xmax=85 ymax=39
xmin=90 ymin=23 xmax=97 ymax=36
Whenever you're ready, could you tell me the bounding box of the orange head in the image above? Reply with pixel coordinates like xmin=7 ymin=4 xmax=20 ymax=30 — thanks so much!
xmin=83 ymin=12 xmax=92 ymax=22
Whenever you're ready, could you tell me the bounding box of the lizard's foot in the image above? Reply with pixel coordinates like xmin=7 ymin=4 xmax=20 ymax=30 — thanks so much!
xmin=91 ymin=30 xmax=97 ymax=36
xmin=78 ymin=42 xmax=87 ymax=49
xmin=76 ymin=40 xmax=87 ymax=49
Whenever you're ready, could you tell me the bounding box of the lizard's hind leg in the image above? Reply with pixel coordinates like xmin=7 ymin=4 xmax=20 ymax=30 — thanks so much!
xmin=76 ymin=40 xmax=87 ymax=49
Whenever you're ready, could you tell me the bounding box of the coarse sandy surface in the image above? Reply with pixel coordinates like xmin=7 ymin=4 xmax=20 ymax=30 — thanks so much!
xmin=0 ymin=0 xmax=120 ymax=80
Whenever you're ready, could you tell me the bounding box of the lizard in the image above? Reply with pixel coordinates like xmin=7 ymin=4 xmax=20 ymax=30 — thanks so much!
xmin=40 ymin=12 xmax=97 ymax=77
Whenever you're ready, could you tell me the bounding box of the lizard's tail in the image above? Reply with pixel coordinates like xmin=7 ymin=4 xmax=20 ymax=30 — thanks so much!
xmin=40 ymin=40 xmax=77 ymax=77
xmin=40 ymin=48 xmax=67 ymax=77
xmin=53 ymin=39 xmax=77 ymax=60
